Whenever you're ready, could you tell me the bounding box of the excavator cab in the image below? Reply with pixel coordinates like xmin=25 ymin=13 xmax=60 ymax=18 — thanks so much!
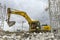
xmin=30 ymin=21 xmax=41 ymax=32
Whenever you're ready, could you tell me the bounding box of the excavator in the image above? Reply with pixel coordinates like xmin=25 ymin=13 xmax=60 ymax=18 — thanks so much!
xmin=7 ymin=8 xmax=51 ymax=33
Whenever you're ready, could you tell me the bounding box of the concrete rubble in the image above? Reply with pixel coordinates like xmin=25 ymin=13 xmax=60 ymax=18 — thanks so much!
xmin=0 ymin=32 xmax=59 ymax=40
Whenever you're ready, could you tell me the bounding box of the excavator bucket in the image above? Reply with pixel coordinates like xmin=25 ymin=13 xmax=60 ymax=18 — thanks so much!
xmin=7 ymin=21 xmax=16 ymax=27
xmin=7 ymin=8 xmax=16 ymax=27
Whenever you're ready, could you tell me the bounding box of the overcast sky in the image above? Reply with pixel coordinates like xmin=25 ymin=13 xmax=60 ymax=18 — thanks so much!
xmin=0 ymin=0 xmax=50 ymax=31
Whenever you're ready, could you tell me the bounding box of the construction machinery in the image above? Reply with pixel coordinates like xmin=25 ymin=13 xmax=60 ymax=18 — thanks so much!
xmin=7 ymin=8 xmax=51 ymax=32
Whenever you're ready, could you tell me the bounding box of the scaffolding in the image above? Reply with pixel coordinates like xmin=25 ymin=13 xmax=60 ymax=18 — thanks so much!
xmin=0 ymin=3 xmax=6 ymax=30
xmin=49 ymin=0 xmax=60 ymax=27
xmin=0 ymin=3 xmax=4 ymax=29
xmin=49 ymin=0 xmax=60 ymax=32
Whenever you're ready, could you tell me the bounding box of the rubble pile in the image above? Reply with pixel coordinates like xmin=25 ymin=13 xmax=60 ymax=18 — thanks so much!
xmin=0 ymin=32 xmax=60 ymax=40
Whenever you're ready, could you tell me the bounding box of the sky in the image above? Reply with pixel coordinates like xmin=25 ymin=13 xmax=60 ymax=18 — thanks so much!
xmin=0 ymin=0 xmax=49 ymax=31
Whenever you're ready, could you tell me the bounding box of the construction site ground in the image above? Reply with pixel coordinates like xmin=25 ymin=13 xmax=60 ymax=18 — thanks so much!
xmin=0 ymin=30 xmax=60 ymax=40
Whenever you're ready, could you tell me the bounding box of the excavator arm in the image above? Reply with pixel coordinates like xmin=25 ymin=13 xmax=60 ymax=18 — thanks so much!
xmin=7 ymin=8 xmax=32 ymax=23
xmin=7 ymin=8 xmax=40 ymax=32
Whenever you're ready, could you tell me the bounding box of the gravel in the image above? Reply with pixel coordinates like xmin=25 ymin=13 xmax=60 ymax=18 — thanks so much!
xmin=0 ymin=32 xmax=59 ymax=40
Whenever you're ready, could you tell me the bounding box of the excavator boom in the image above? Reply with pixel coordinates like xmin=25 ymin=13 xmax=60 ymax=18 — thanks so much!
xmin=7 ymin=8 xmax=32 ymax=24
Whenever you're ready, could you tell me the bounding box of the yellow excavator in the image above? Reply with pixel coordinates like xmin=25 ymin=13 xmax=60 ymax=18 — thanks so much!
xmin=7 ymin=8 xmax=51 ymax=32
